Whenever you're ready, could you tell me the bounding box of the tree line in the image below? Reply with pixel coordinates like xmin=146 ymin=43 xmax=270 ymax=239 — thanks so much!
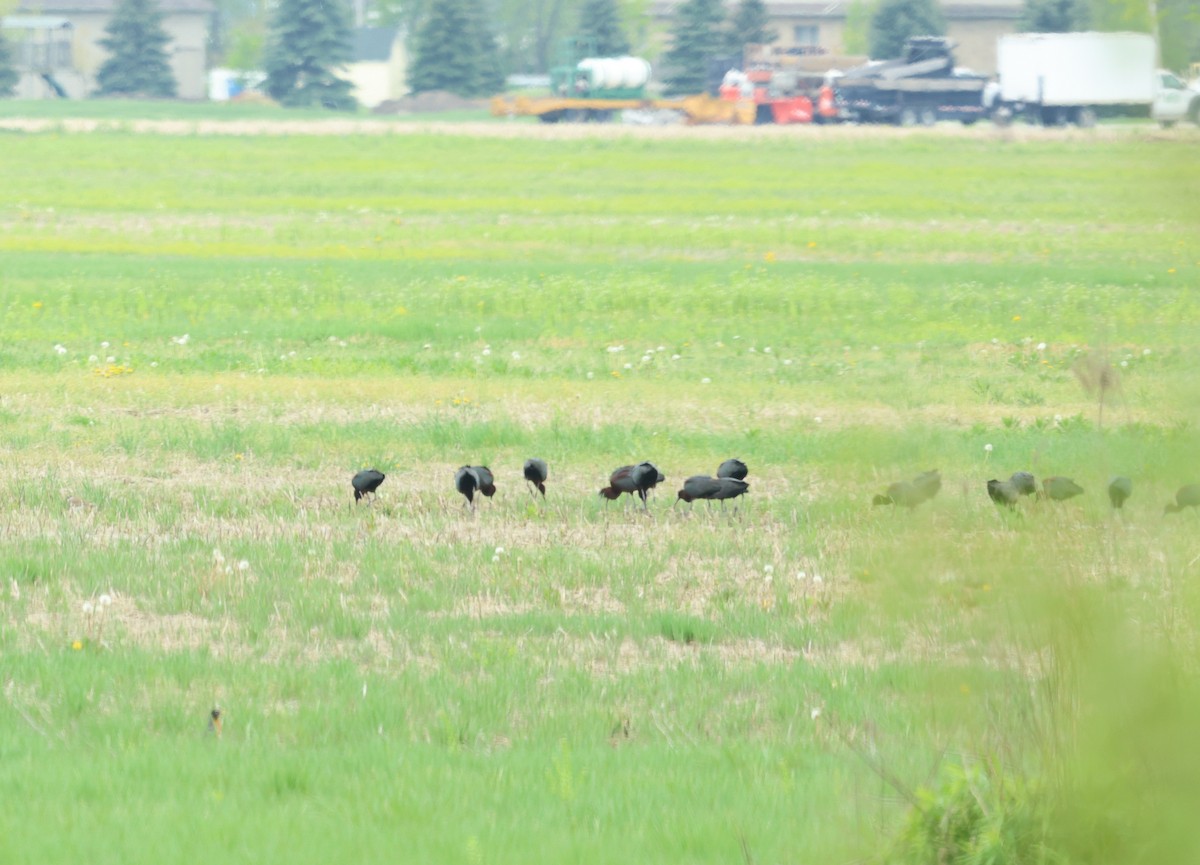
xmin=1 ymin=0 xmax=1196 ymax=105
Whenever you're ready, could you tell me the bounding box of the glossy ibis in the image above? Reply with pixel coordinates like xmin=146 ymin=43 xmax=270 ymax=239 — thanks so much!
xmin=714 ymin=477 xmax=750 ymax=509
xmin=717 ymin=458 xmax=748 ymax=480
xmin=987 ymin=479 xmax=1020 ymax=509
xmin=455 ymin=465 xmax=496 ymax=508
xmin=600 ymin=462 xmax=662 ymax=510
xmin=1041 ymin=476 xmax=1084 ymax=502
xmin=675 ymin=475 xmax=721 ymax=507
xmin=1009 ymin=471 xmax=1037 ymax=497
xmin=873 ymin=470 xmax=941 ymax=508
xmin=1164 ymin=484 xmax=1200 ymax=515
xmin=523 ymin=458 xmax=548 ymax=497
xmin=352 ymin=469 xmax=386 ymax=503
xmin=1108 ymin=476 xmax=1132 ymax=509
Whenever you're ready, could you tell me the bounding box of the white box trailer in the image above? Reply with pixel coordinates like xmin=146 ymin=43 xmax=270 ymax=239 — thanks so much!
xmin=995 ymin=31 xmax=1156 ymax=126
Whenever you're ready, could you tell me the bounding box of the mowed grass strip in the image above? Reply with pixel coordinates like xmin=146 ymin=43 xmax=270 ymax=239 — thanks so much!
xmin=0 ymin=128 xmax=1198 ymax=864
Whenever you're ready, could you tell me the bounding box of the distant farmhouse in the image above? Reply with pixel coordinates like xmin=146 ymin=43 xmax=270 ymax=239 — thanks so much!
xmin=650 ymin=0 xmax=1023 ymax=73
xmin=4 ymin=0 xmax=213 ymax=99
xmin=345 ymin=27 xmax=408 ymax=109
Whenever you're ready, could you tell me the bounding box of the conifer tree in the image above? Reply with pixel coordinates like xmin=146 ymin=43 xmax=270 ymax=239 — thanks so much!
xmin=263 ymin=0 xmax=357 ymax=110
xmin=661 ymin=0 xmax=726 ymax=95
xmin=0 ymin=31 xmax=18 ymax=98
xmin=96 ymin=0 xmax=178 ymax=97
xmin=727 ymin=0 xmax=777 ymax=55
xmin=577 ymin=0 xmax=631 ymax=56
xmin=409 ymin=0 xmax=503 ymax=97
xmin=868 ymin=0 xmax=944 ymax=59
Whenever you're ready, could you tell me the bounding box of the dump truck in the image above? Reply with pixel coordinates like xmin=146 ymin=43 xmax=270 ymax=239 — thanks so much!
xmin=992 ymin=31 xmax=1157 ymax=126
xmin=834 ymin=37 xmax=989 ymax=126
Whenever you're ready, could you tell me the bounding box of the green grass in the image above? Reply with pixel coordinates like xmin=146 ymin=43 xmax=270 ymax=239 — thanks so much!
xmin=0 ymin=97 xmax=497 ymax=122
xmin=0 ymin=125 xmax=1198 ymax=864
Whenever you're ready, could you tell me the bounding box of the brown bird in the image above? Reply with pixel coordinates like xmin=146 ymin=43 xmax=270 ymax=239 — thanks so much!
xmin=208 ymin=706 xmax=222 ymax=737
xmin=523 ymin=458 xmax=548 ymax=497
xmin=455 ymin=466 xmax=496 ymax=508
xmin=1108 ymin=476 xmax=1132 ymax=509
xmin=873 ymin=470 xmax=941 ymax=508
xmin=599 ymin=462 xmax=663 ymax=510
xmin=987 ymin=478 xmax=1020 ymax=509
xmin=1164 ymin=484 xmax=1200 ymax=515
xmin=1041 ymin=476 xmax=1084 ymax=501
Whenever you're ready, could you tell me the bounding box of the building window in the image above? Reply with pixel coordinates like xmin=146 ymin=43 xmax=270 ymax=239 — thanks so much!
xmin=793 ymin=25 xmax=818 ymax=46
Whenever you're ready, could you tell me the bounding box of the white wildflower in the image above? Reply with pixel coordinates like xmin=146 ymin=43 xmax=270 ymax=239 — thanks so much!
xmin=1037 ymin=342 xmax=1046 ymax=350
xmin=701 ymin=377 xmax=711 ymax=384
xmin=810 ymin=708 xmax=822 ymax=721
xmin=54 ymin=344 xmax=68 ymax=355
xmin=101 ymin=341 xmax=110 ymax=349
xmin=82 ymin=601 xmax=94 ymax=615
xmin=238 ymin=560 xmax=250 ymax=571
xmin=98 ymin=593 xmax=112 ymax=607
xmin=606 ymin=345 xmax=624 ymax=353
xmin=984 ymin=443 xmax=994 ymax=453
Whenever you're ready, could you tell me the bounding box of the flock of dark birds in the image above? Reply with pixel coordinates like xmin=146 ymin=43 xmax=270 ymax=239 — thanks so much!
xmin=351 ymin=460 xmax=1200 ymax=516
xmin=351 ymin=458 xmax=750 ymax=510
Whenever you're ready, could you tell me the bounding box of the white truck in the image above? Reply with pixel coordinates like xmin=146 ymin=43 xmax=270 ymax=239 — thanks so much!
xmin=993 ymin=31 xmax=1157 ymax=126
xmin=1152 ymin=68 xmax=1200 ymax=127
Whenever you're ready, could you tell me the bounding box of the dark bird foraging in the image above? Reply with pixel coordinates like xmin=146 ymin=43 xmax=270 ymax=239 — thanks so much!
xmin=352 ymin=469 xmax=386 ymax=503
xmin=455 ymin=465 xmax=496 ymax=508
xmin=599 ymin=462 xmax=663 ymax=510
xmin=987 ymin=479 xmax=1020 ymax=509
xmin=208 ymin=707 xmax=222 ymax=737
xmin=717 ymin=458 xmax=748 ymax=481
xmin=873 ymin=470 xmax=941 ymax=508
xmin=1041 ymin=476 xmax=1084 ymax=502
xmin=713 ymin=477 xmax=750 ymax=508
xmin=523 ymin=458 xmax=548 ymax=497
xmin=675 ymin=475 xmax=722 ymax=506
xmin=1164 ymin=484 xmax=1200 ymax=515
xmin=1009 ymin=471 xmax=1038 ymax=497
xmin=1108 ymin=476 xmax=1132 ymax=509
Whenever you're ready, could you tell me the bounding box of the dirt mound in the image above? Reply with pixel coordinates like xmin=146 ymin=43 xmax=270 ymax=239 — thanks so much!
xmin=373 ymin=91 xmax=489 ymax=114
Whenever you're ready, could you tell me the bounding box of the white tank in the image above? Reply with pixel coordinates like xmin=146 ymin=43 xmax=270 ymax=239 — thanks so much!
xmin=577 ymin=56 xmax=652 ymax=90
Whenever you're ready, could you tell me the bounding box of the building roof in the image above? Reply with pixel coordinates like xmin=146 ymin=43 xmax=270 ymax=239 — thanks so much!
xmin=651 ymin=0 xmax=1020 ymax=20
xmin=2 ymin=15 xmax=74 ymax=29
xmin=15 ymin=0 xmax=213 ymax=14
xmin=352 ymin=27 xmax=399 ymax=62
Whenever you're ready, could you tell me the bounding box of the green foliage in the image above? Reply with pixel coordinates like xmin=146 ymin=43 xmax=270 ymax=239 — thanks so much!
xmin=726 ymin=0 xmax=777 ymax=55
xmin=409 ymin=0 xmax=504 ymax=96
xmin=891 ymin=762 xmax=1053 ymax=865
xmin=1087 ymin=0 xmax=1153 ymax=31
xmin=844 ymin=0 xmax=876 ymax=55
xmin=661 ymin=0 xmax=727 ymax=95
xmin=1021 ymin=0 xmax=1091 ymax=31
xmin=225 ymin=27 xmax=265 ymax=72
xmin=868 ymin=0 xmax=945 ymax=59
xmin=577 ymin=0 xmax=631 ymax=56
xmin=95 ymin=0 xmax=178 ymax=97
xmin=263 ymin=0 xmax=356 ymax=110
xmin=1158 ymin=0 xmax=1200 ymax=70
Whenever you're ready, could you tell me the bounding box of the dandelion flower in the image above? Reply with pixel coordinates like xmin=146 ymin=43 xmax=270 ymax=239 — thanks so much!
xmin=810 ymin=707 xmax=821 ymax=721
xmin=54 ymin=344 xmax=68 ymax=355
xmin=701 ymin=377 xmax=711 ymax=384
xmin=1143 ymin=348 xmax=1152 ymax=356
xmin=495 ymin=546 xmax=504 ymax=555
xmin=98 ymin=593 xmax=112 ymax=607
xmin=796 ymin=571 xmax=807 ymax=580
xmin=586 ymin=372 xmax=594 ymax=380
xmin=481 ymin=348 xmax=491 ymax=356
xmin=656 ymin=346 xmax=665 ymax=352
xmin=984 ymin=443 xmax=993 ymax=453
xmin=606 ymin=345 xmax=624 ymax=353
xmin=783 ymin=359 xmax=793 ymax=365
xmin=763 ymin=564 xmax=774 ymax=574
xmin=491 ymin=555 xmax=500 ymax=564
xmin=213 ymin=548 xmax=225 ymax=564
xmin=623 ymin=363 xmax=632 ymax=370
xmin=511 ymin=351 xmax=521 ymax=360
xmin=238 ymin=560 xmax=250 ymax=571
xmin=1037 ymin=342 xmax=1046 ymax=350
xmin=813 ymin=575 xmax=824 ymax=584
xmin=82 ymin=601 xmax=94 ymax=615
xmin=671 ymin=354 xmax=681 ymax=361
xmin=89 ymin=355 xmax=99 ymax=363
xmin=72 ymin=640 xmax=83 ymax=650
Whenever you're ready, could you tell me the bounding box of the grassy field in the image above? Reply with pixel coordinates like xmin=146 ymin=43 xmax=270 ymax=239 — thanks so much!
xmin=1 ymin=124 xmax=1199 ymax=864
